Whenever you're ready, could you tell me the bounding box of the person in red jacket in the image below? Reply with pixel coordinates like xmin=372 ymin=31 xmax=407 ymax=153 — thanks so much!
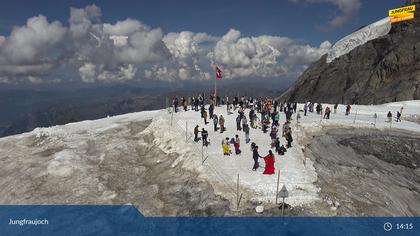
xmin=263 ymin=150 xmax=275 ymax=175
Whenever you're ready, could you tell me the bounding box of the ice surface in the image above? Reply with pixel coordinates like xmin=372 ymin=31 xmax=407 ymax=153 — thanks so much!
xmin=327 ymin=17 xmax=392 ymax=63
xmin=1 ymin=101 xmax=420 ymax=207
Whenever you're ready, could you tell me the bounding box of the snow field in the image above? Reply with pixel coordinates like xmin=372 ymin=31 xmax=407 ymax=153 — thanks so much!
xmin=5 ymin=100 xmax=419 ymax=208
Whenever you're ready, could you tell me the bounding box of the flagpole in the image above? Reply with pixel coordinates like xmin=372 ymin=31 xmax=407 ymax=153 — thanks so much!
xmin=215 ymin=72 xmax=217 ymax=104
xmin=214 ymin=66 xmax=217 ymax=105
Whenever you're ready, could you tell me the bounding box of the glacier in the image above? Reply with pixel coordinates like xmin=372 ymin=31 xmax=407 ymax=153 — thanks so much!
xmin=326 ymin=17 xmax=392 ymax=63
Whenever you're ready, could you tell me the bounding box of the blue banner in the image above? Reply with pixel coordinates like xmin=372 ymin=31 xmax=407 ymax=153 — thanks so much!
xmin=0 ymin=205 xmax=418 ymax=236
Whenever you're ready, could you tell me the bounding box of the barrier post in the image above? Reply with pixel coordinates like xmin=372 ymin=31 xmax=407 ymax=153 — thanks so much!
xmin=275 ymin=170 xmax=280 ymax=204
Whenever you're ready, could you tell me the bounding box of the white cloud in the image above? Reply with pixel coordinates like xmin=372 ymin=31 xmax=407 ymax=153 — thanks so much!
xmin=114 ymin=28 xmax=170 ymax=64
xmin=0 ymin=15 xmax=66 ymax=77
xmin=161 ymin=31 xmax=218 ymax=81
xmin=103 ymin=18 xmax=146 ymax=36
xmin=210 ymin=29 xmax=329 ymax=79
xmin=290 ymin=0 xmax=362 ymax=31
xmin=78 ymin=62 xmax=137 ymax=83
xmin=0 ymin=4 xmax=332 ymax=84
xmin=78 ymin=62 xmax=96 ymax=83
xmin=69 ymin=4 xmax=101 ymax=39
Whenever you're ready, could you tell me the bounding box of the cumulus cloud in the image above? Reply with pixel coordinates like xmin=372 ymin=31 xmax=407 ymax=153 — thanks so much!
xmin=69 ymin=4 xmax=101 ymax=39
xmin=160 ymin=31 xmax=217 ymax=81
xmin=211 ymin=29 xmax=330 ymax=79
xmin=68 ymin=6 xmax=170 ymax=83
xmin=0 ymin=15 xmax=65 ymax=81
xmin=290 ymin=0 xmax=362 ymax=31
xmin=0 ymin=4 xmax=332 ymax=84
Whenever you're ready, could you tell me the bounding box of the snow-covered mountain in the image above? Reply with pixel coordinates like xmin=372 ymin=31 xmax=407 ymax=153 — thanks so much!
xmin=0 ymin=101 xmax=419 ymax=215
xmin=326 ymin=17 xmax=392 ymax=63
xmin=281 ymin=0 xmax=420 ymax=104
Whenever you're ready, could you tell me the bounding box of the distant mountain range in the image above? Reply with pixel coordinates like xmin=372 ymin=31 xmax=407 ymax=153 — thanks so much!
xmin=281 ymin=0 xmax=420 ymax=104
xmin=0 ymin=81 xmax=286 ymax=137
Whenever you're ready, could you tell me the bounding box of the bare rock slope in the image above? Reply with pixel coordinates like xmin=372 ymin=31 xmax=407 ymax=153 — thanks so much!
xmin=281 ymin=0 xmax=420 ymax=104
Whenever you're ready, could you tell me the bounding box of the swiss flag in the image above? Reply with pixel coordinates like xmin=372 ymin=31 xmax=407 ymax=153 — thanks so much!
xmin=216 ymin=67 xmax=222 ymax=80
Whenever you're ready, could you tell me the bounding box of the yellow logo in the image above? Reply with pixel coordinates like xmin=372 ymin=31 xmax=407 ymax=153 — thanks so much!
xmin=388 ymin=5 xmax=415 ymax=23
xmin=388 ymin=5 xmax=415 ymax=17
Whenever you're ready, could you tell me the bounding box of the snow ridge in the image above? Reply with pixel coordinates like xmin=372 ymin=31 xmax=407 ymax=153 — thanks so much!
xmin=326 ymin=17 xmax=392 ymax=63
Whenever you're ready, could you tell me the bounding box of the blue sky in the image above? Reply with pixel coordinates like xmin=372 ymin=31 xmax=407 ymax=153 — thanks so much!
xmin=0 ymin=0 xmax=401 ymax=45
xmin=0 ymin=0 xmax=407 ymax=86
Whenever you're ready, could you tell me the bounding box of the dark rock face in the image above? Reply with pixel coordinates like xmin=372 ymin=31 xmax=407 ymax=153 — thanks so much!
xmin=281 ymin=0 xmax=420 ymax=104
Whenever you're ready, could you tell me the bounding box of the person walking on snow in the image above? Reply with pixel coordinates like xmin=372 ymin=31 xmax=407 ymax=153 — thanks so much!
xmin=334 ymin=103 xmax=338 ymax=114
xmin=263 ymin=150 xmax=275 ymax=175
xmin=396 ymin=111 xmax=402 ymax=122
xmin=252 ymin=145 xmax=262 ymax=171
xmin=304 ymin=103 xmax=308 ymax=116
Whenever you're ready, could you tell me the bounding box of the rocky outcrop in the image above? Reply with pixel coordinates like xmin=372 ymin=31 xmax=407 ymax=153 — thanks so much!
xmin=281 ymin=0 xmax=420 ymax=104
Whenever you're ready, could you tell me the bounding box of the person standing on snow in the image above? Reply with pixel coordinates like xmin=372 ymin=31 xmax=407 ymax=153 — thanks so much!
xmin=387 ymin=111 xmax=392 ymax=122
xmin=274 ymin=137 xmax=281 ymax=155
xmin=263 ymin=150 xmax=275 ymax=175
xmin=223 ymin=138 xmax=231 ymax=156
xmin=209 ymin=104 xmax=214 ymax=119
xmin=219 ymin=115 xmax=225 ymax=133
xmin=252 ymin=145 xmax=262 ymax=171
xmin=241 ymin=115 xmax=248 ymax=128
xmin=182 ymin=96 xmax=188 ymax=112
xmin=274 ymin=111 xmax=280 ymax=126
xmin=243 ymin=123 xmax=250 ymax=144
xmin=203 ymin=109 xmax=208 ymax=125
xmin=334 ymin=104 xmax=338 ymax=114
xmin=236 ymin=115 xmax=242 ymax=131
xmin=285 ymin=127 xmax=293 ymax=148
xmin=249 ymin=109 xmax=255 ymax=128
xmin=324 ymin=107 xmax=331 ymax=119
xmin=270 ymin=126 xmax=278 ymax=148
xmin=201 ymin=128 xmax=209 ymax=147
xmin=200 ymin=105 xmax=205 ymax=118
xmin=213 ymin=114 xmax=218 ymax=131
xmin=234 ymin=135 xmax=241 ymax=155
xmin=190 ymin=96 xmax=194 ymax=111
xmin=345 ymin=105 xmax=351 ymax=116
xmin=194 ymin=125 xmax=200 ymax=142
